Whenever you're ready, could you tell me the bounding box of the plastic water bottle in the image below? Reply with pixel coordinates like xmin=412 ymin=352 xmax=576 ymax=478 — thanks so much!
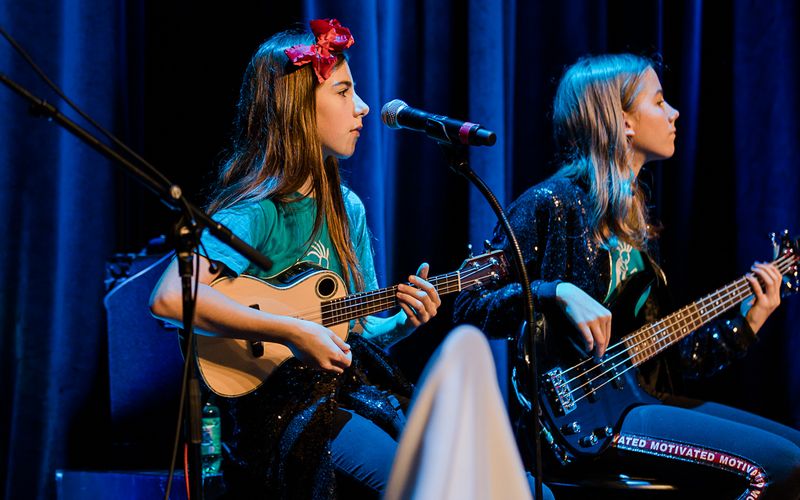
xmin=201 ymin=400 xmax=222 ymax=476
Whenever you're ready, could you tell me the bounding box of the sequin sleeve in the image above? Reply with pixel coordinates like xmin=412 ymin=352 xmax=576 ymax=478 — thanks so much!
xmin=651 ymin=245 xmax=759 ymax=379
xmin=676 ymin=314 xmax=757 ymax=378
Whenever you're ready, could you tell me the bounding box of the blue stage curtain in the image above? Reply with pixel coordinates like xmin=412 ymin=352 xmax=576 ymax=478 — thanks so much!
xmin=731 ymin=0 xmax=800 ymax=430
xmin=2 ymin=1 xmax=798 ymax=497
xmin=0 ymin=0 xmax=123 ymax=498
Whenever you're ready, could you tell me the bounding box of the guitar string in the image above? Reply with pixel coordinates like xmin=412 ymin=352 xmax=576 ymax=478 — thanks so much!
xmin=604 ymin=256 xmax=795 ymax=376
xmin=315 ymin=259 xmax=496 ymax=317
xmin=564 ymin=254 xmax=792 ymax=390
xmin=317 ymin=261 xmax=500 ymax=324
xmin=563 ymin=274 xmax=755 ymax=385
xmin=567 ymin=278 xmax=753 ymax=397
xmin=568 ymin=277 xmax=772 ymax=404
xmin=261 ymin=261 xmax=498 ymax=324
xmin=265 ymin=272 xmax=463 ymax=320
xmin=564 ymin=255 xmax=795 ymax=403
xmin=556 ymin=252 xmax=794 ymax=382
xmin=563 ymin=253 xmax=795 ymax=391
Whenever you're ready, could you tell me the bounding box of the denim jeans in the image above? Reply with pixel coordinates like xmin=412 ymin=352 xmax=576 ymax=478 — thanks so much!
xmin=331 ymin=400 xmax=555 ymax=499
xmin=331 ymin=408 xmax=401 ymax=497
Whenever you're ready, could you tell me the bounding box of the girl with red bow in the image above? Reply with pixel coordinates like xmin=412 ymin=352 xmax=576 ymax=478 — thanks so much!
xmin=151 ymin=19 xmax=440 ymax=498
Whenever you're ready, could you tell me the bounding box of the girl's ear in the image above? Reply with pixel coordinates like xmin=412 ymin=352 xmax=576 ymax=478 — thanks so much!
xmin=623 ymin=111 xmax=636 ymax=138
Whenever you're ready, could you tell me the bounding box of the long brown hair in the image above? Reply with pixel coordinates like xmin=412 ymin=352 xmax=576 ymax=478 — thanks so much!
xmin=552 ymin=53 xmax=658 ymax=248
xmin=207 ymin=29 xmax=364 ymax=290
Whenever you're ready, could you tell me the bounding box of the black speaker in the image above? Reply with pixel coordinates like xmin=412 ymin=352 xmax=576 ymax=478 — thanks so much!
xmin=104 ymin=252 xmax=183 ymax=467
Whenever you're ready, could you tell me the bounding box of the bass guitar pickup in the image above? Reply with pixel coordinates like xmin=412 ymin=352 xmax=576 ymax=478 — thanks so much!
xmin=543 ymin=367 xmax=576 ymax=415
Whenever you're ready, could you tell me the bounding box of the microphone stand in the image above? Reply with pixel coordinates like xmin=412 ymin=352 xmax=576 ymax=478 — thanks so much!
xmin=439 ymin=144 xmax=543 ymax=500
xmin=1 ymin=73 xmax=272 ymax=500
xmin=175 ymin=220 xmax=204 ymax=500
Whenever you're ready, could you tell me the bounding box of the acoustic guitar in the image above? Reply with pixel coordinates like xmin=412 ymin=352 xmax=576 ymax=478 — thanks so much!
xmin=197 ymin=250 xmax=509 ymax=397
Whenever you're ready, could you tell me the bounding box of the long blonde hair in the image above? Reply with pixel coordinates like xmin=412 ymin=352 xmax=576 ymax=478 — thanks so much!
xmin=207 ymin=29 xmax=364 ymax=290
xmin=553 ymin=53 xmax=658 ymax=248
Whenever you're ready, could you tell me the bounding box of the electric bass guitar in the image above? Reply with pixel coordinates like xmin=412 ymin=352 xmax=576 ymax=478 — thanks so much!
xmin=196 ymin=250 xmax=509 ymax=397
xmin=525 ymin=231 xmax=799 ymax=464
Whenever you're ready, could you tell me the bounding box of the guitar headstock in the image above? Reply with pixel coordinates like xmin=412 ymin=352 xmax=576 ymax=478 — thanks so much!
xmin=457 ymin=249 xmax=510 ymax=291
xmin=771 ymin=230 xmax=800 ymax=296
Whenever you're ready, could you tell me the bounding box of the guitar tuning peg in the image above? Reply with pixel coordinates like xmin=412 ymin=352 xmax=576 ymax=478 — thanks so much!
xmin=483 ymin=239 xmax=493 ymax=251
xmin=466 ymin=243 xmax=473 ymax=258
xmin=770 ymin=232 xmax=779 ymax=257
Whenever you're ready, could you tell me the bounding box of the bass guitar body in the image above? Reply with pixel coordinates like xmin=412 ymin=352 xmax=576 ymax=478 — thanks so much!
xmin=535 ymin=269 xmax=664 ymax=462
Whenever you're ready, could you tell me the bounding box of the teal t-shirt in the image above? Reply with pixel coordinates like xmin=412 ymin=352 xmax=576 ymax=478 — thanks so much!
xmin=201 ymin=187 xmax=379 ymax=293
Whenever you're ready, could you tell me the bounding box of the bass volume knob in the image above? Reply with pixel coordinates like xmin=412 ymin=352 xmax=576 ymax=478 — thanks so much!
xmin=595 ymin=426 xmax=614 ymax=438
xmin=561 ymin=422 xmax=581 ymax=435
xmin=579 ymin=434 xmax=599 ymax=447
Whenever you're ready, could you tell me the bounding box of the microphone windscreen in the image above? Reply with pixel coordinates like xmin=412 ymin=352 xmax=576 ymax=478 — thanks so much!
xmin=380 ymin=99 xmax=407 ymax=129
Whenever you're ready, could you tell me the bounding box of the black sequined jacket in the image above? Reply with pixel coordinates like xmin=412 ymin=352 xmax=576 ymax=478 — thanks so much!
xmin=453 ymin=175 xmax=757 ymax=393
xmin=219 ymin=334 xmax=412 ymax=499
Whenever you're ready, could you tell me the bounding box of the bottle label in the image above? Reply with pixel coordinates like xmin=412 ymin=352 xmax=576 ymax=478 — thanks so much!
xmin=201 ymin=417 xmax=221 ymax=455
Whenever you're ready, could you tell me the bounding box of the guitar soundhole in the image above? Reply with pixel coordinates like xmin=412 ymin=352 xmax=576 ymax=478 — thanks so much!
xmin=250 ymin=341 xmax=264 ymax=358
xmin=316 ymin=276 xmax=338 ymax=298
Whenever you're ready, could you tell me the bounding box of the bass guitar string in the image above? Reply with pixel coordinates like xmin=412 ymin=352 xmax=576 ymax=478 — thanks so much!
xmin=566 ymin=254 xmax=795 ymax=403
xmin=559 ymin=253 xmax=794 ymax=382
xmin=565 ymin=272 xmax=761 ymax=385
xmin=567 ymin=254 xmax=794 ymax=395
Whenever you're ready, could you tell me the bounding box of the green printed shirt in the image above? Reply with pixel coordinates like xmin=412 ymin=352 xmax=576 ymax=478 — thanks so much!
xmin=604 ymin=235 xmax=649 ymax=314
xmin=201 ymin=187 xmax=378 ymax=293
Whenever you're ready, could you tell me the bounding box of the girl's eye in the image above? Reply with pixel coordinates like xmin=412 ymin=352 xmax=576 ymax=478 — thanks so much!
xmin=339 ymin=89 xmax=349 ymax=97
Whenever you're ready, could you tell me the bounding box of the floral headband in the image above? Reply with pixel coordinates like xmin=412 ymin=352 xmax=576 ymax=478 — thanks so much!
xmin=284 ymin=19 xmax=355 ymax=83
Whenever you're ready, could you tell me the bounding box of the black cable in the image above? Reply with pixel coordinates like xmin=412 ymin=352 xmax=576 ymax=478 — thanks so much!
xmin=197 ymin=237 xmax=221 ymax=275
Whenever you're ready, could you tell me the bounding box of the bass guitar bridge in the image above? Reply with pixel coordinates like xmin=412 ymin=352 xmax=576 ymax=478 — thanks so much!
xmin=543 ymin=367 xmax=575 ymax=415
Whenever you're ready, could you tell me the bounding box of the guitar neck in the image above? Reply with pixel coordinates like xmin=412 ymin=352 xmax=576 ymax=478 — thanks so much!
xmin=624 ymin=254 xmax=794 ymax=365
xmin=320 ymin=271 xmax=462 ymax=327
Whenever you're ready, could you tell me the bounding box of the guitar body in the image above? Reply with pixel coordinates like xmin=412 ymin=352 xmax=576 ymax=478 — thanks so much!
xmin=196 ymin=263 xmax=348 ymax=397
xmin=536 ymin=268 xmax=667 ymax=461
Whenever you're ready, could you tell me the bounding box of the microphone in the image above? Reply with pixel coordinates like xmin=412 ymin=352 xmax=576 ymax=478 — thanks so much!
xmin=381 ymin=99 xmax=496 ymax=147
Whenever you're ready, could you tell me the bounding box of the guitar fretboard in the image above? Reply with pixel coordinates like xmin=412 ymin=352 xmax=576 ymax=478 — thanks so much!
xmin=623 ymin=253 xmax=796 ymax=366
xmin=320 ymin=272 xmax=463 ymax=327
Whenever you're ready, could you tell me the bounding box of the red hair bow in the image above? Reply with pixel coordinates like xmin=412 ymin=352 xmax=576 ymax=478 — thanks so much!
xmin=284 ymin=19 xmax=355 ymax=83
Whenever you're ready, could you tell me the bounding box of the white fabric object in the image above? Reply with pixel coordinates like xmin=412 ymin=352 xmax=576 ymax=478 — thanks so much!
xmin=385 ymin=325 xmax=533 ymax=500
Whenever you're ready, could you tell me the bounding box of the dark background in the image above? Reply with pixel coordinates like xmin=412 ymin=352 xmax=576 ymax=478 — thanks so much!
xmin=2 ymin=1 xmax=799 ymax=497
